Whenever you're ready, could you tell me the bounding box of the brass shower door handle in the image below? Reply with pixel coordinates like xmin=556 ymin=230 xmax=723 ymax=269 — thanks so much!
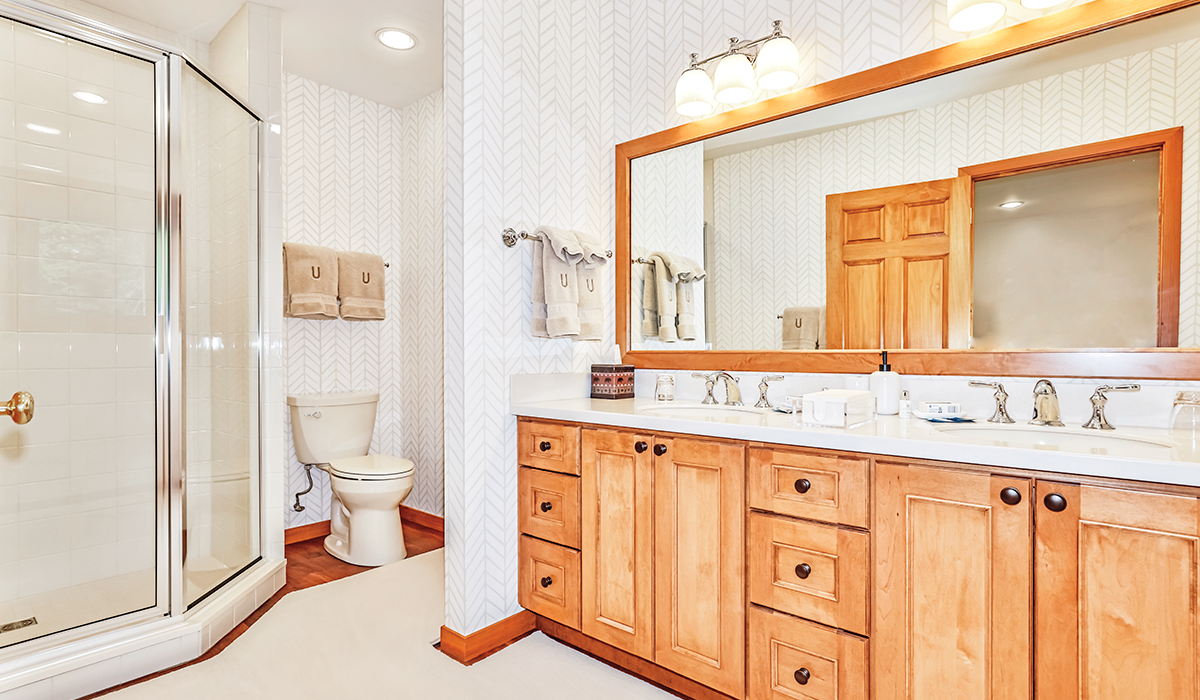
xmin=1 ymin=391 xmax=34 ymax=424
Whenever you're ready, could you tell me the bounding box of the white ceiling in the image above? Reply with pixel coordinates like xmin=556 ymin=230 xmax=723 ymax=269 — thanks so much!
xmin=83 ymin=0 xmax=443 ymax=110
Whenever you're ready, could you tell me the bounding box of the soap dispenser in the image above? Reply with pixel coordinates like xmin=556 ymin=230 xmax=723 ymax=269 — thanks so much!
xmin=870 ymin=351 xmax=900 ymax=415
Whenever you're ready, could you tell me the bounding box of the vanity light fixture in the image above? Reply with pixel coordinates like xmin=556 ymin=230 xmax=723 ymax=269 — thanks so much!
xmin=674 ymin=20 xmax=802 ymax=116
xmin=999 ymin=200 xmax=1025 ymax=209
xmin=73 ymin=91 xmax=107 ymax=104
xmin=948 ymin=0 xmax=1006 ymax=32
xmin=376 ymin=28 xmax=416 ymax=50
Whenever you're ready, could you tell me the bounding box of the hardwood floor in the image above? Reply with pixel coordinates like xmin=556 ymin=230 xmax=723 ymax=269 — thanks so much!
xmin=86 ymin=520 xmax=444 ymax=698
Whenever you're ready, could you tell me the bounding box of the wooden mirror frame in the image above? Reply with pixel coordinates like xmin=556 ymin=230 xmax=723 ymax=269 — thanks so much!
xmin=616 ymin=0 xmax=1200 ymax=380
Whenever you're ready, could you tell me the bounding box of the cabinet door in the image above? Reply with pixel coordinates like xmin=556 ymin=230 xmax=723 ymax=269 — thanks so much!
xmin=580 ymin=428 xmax=654 ymax=659
xmin=654 ymin=437 xmax=746 ymax=698
xmin=1036 ymin=481 xmax=1200 ymax=700
xmin=874 ymin=462 xmax=1032 ymax=700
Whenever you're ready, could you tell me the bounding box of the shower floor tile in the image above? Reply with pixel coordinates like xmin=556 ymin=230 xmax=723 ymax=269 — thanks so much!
xmin=0 ymin=569 xmax=156 ymax=648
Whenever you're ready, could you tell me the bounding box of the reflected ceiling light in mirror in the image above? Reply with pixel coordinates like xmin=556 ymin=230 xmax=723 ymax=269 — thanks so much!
xmin=73 ymin=91 xmax=107 ymax=104
xmin=675 ymin=54 xmax=715 ymax=116
xmin=714 ymin=44 xmax=755 ymax=103
xmin=674 ymin=20 xmax=803 ymax=116
xmin=999 ymin=200 xmax=1025 ymax=209
xmin=375 ymin=28 xmax=416 ymax=50
xmin=755 ymin=21 xmax=801 ymax=90
xmin=25 ymin=123 xmax=60 ymax=135
xmin=1021 ymin=0 xmax=1063 ymax=8
xmin=948 ymin=0 xmax=1006 ymax=32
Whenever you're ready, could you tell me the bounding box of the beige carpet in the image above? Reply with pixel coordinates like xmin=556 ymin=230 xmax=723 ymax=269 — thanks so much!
xmin=105 ymin=549 xmax=672 ymax=699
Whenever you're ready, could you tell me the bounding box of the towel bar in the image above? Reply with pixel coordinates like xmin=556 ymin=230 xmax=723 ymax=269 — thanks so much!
xmin=633 ymin=257 xmax=653 ymax=265
xmin=502 ymin=227 xmax=613 ymax=258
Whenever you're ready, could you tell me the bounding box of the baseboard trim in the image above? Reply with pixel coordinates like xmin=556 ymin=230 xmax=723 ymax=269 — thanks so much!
xmin=535 ymin=616 xmax=737 ymax=700
xmin=284 ymin=507 xmax=445 ymax=545
xmin=439 ymin=610 xmax=537 ymax=666
xmin=284 ymin=520 xmax=331 ymax=545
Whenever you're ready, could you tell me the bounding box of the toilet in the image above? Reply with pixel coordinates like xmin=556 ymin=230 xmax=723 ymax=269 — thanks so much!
xmin=286 ymin=391 xmax=415 ymax=567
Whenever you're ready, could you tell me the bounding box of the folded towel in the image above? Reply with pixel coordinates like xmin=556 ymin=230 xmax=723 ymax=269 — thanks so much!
xmin=651 ymin=254 xmax=677 ymax=343
xmin=530 ymin=239 xmax=549 ymax=338
xmin=655 ymin=250 xmax=707 ymax=282
xmin=337 ymin=251 xmax=386 ymax=321
xmin=640 ymin=263 xmax=658 ymax=338
xmin=283 ymin=242 xmax=339 ymax=320
xmin=782 ymin=306 xmax=821 ymax=350
xmin=536 ymin=225 xmax=583 ymax=338
xmin=574 ymin=229 xmax=607 ymax=342
xmin=676 ymin=280 xmax=699 ymax=341
xmin=819 ymin=306 xmax=827 ymax=349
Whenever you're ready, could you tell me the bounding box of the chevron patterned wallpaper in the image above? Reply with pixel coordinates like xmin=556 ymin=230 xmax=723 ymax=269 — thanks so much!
xmin=282 ymin=74 xmax=444 ymax=528
xmin=710 ymin=35 xmax=1200 ymax=350
xmin=442 ymin=0 xmax=1100 ymax=635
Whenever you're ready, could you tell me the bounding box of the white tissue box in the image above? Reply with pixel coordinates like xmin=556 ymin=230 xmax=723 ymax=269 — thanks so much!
xmin=801 ymin=389 xmax=875 ymax=428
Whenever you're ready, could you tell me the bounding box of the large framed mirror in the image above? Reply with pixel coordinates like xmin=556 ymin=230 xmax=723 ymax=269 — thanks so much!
xmin=616 ymin=0 xmax=1200 ymax=379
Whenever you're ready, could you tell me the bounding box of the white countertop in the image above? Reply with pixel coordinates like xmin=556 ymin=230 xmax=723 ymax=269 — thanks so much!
xmin=510 ymin=396 xmax=1200 ymax=489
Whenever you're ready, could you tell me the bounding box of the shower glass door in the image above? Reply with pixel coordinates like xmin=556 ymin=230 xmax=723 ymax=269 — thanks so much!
xmin=178 ymin=60 xmax=260 ymax=607
xmin=0 ymin=19 xmax=160 ymax=647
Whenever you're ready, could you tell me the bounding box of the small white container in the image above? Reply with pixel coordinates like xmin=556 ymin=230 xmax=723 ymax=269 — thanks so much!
xmin=801 ymin=389 xmax=875 ymax=428
xmin=655 ymin=374 xmax=675 ymax=402
xmin=920 ymin=401 xmax=962 ymax=415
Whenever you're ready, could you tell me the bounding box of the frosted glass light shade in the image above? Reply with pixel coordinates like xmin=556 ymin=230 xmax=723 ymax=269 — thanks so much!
xmin=948 ymin=0 xmax=1006 ymax=32
xmin=755 ymin=36 xmax=801 ymax=90
xmin=675 ymin=67 xmax=715 ymax=117
xmin=714 ymin=52 xmax=754 ymax=104
xmin=1021 ymin=0 xmax=1062 ymax=7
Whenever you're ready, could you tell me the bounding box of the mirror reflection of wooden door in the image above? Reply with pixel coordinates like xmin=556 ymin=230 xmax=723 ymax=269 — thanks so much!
xmin=826 ymin=177 xmax=971 ymax=349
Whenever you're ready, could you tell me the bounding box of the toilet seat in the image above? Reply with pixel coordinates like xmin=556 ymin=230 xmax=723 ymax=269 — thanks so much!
xmin=326 ymin=454 xmax=415 ymax=481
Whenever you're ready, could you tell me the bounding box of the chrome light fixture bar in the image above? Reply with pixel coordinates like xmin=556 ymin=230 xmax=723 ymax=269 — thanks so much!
xmin=674 ymin=20 xmax=801 ymax=117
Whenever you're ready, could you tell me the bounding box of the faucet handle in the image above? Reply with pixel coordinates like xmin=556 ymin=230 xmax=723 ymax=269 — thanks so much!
xmin=755 ymin=375 xmax=785 ymax=409
xmin=692 ymin=372 xmax=718 ymax=405
xmin=969 ymin=380 xmax=1015 ymax=424
xmin=1083 ymin=384 xmax=1140 ymax=430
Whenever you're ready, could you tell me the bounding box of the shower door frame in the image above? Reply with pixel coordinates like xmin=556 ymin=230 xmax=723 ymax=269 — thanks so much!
xmin=0 ymin=0 xmax=268 ymax=658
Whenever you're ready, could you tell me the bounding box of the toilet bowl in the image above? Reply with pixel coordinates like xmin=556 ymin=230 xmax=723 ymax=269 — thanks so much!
xmin=286 ymin=392 xmax=416 ymax=567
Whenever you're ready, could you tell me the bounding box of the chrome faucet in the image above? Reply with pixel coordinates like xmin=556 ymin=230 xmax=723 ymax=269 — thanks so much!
xmin=1082 ymin=384 xmax=1140 ymax=430
xmin=1030 ymin=379 xmax=1065 ymax=427
xmin=755 ymin=375 xmax=785 ymax=409
xmin=969 ymin=381 xmax=1014 ymax=423
xmin=692 ymin=371 xmax=742 ymax=406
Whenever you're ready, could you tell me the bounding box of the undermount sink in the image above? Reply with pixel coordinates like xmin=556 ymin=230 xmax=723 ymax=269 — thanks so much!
xmin=933 ymin=423 xmax=1177 ymax=455
xmin=637 ymin=403 xmax=765 ymax=419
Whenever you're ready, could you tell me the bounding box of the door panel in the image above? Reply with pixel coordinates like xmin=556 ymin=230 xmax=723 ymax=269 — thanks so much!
xmin=580 ymin=428 xmax=653 ymax=659
xmin=1035 ymin=482 xmax=1200 ymax=700
xmin=843 ymin=261 xmax=884 ymax=350
xmin=903 ymin=257 xmax=947 ymax=349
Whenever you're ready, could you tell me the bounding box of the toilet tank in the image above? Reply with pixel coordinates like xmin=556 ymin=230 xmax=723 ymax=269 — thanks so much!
xmin=286 ymin=391 xmax=379 ymax=465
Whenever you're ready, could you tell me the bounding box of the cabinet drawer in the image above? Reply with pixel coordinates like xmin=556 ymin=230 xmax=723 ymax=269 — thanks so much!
xmin=749 ymin=513 xmax=869 ymax=636
xmin=518 ymin=534 xmax=581 ymax=629
xmin=518 ymin=420 xmax=580 ymax=475
xmin=749 ymin=447 xmax=869 ymax=528
xmin=748 ymin=606 xmax=868 ymax=700
xmin=518 ymin=467 xmax=581 ymax=549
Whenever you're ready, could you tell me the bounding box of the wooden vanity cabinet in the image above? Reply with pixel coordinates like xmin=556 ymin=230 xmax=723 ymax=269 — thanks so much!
xmin=873 ymin=461 xmax=1033 ymax=700
xmin=1035 ymin=481 xmax=1200 ymax=700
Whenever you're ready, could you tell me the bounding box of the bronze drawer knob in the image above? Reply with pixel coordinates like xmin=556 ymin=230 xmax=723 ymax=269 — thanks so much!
xmin=795 ymin=563 xmax=811 ymax=579
xmin=539 ymin=441 xmax=552 ymax=452
xmin=794 ymin=668 xmax=811 ymax=685
xmin=794 ymin=478 xmax=811 ymax=494
xmin=540 ymin=576 xmax=553 ymax=588
xmin=540 ymin=501 xmax=553 ymax=513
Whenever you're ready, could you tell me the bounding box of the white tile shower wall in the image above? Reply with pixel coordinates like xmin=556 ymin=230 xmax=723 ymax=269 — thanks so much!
xmin=630 ymin=141 xmax=706 ymax=350
xmin=283 ymin=75 xmax=444 ymax=527
xmin=442 ymin=0 xmax=1100 ymax=636
xmin=710 ymin=35 xmax=1200 ymax=350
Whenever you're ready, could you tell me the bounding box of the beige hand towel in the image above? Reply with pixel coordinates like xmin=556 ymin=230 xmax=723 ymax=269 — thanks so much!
xmin=536 ymin=225 xmax=583 ymax=338
xmin=574 ymin=229 xmax=607 ymax=342
xmin=655 ymin=250 xmax=707 ymax=282
xmin=640 ymin=263 xmax=658 ymax=338
xmin=651 ymin=254 xmax=677 ymax=343
xmin=337 ymin=251 xmax=386 ymax=320
xmin=782 ymin=307 xmax=821 ymax=350
xmin=283 ymin=242 xmax=339 ymax=320
xmin=530 ymin=239 xmax=549 ymax=338
xmin=676 ymin=280 xmax=699 ymax=341
xmin=819 ymin=306 xmax=827 ymax=350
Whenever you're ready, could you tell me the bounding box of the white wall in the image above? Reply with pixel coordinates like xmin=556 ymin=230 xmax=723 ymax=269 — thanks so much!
xmin=282 ymin=76 xmax=444 ymax=526
xmin=441 ymin=0 xmax=1106 ymax=637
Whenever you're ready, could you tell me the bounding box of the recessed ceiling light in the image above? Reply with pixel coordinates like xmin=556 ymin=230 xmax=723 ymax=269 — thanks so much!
xmin=999 ymin=200 xmax=1025 ymax=209
xmin=73 ymin=91 xmax=107 ymax=104
xmin=26 ymin=123 xmax=60 ymax=135
xmin=376 ymin=28 xmax=416 ymax=50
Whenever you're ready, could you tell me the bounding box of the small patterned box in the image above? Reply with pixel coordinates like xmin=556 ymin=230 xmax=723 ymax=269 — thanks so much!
xmin=591 ymin=364 xmax=635 ymax=400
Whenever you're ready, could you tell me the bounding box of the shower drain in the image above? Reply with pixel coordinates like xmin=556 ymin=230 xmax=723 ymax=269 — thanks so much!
xmin=0 ymin=617 xmax=36 ymax=634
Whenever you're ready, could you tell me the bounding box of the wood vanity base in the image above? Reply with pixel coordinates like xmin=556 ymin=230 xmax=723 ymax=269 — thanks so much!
xmin=535 ymin=616 xmax=739 ymax=700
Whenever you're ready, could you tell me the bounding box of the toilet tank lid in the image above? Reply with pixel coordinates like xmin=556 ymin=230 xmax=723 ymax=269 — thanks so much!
xmin=286 ymin=391 xmax=380 ymax=407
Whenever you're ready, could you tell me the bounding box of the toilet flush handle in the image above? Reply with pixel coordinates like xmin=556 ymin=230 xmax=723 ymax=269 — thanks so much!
xmin=304 ymin=411 xmax=322 ymax=419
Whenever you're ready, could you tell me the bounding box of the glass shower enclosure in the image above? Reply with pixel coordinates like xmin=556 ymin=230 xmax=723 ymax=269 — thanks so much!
xmin=0 ymin=0 xmax=262 ymax=654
